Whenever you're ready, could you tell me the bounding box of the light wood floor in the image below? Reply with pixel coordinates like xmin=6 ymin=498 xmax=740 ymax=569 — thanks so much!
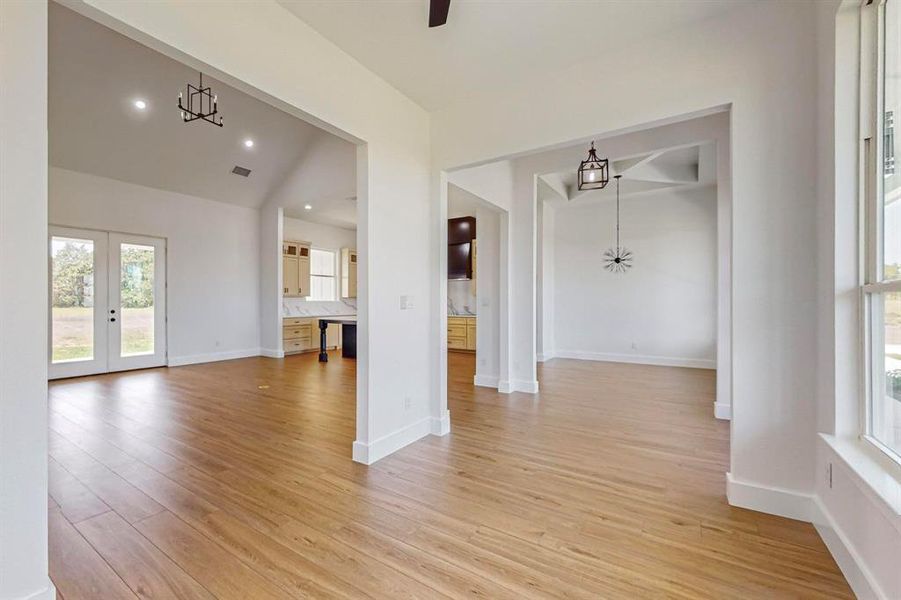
xmin=48 ymin=351 xmax=852 ymax=599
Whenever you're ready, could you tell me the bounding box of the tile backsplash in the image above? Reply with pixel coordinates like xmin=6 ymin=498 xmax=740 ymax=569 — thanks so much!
xmin=448 ymin=279 xmax=476 ymax=315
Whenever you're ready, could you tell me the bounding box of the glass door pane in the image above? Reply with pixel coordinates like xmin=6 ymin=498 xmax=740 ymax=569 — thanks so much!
xmin=49 ymin=226 xmax=109 ymax=380
xmin=51 ymin=236 xmax=95 ymax=362
xmin=119 ymin=243 xmax=155 ymax=357
xmin=107 ymin=233 xmax=166 ymax=373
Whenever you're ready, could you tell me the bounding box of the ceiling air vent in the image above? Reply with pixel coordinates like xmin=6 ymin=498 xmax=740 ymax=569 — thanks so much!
xmin=231 ymin=166 xmax=251 ymax=177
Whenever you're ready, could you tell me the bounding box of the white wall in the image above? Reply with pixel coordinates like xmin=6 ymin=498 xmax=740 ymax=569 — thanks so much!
xmin=537 ymin=199 xmax=555 ymax=361
xmin=552 ymin=186 xmax=717 ymax=368
xmin=475 ymin=206 xmax=501 ymax=386
xmin=283 ymin=216 xmax=356 ymax=250
xmin=259 ymin=203 xmax=282 ymax=356
xmin=50 ymin=168 xmax=261 ymax=366
xmin=0 ymin=2 xmax=55 ymax=599
xmin=433 ymin=0 xmax=813 ymax=499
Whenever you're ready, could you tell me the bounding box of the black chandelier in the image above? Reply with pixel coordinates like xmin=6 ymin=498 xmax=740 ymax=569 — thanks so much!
xmin=177 ymin=72 xmax=223 ymax=127
xmin=603 ymin=175 xmax=633 ymax=273
xmin=578 ymin=141 xmax=609 ymax=190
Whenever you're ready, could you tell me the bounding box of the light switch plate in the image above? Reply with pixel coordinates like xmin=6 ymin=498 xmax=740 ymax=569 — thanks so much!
xmin=400 ymin=295 xmax=414 ymax=310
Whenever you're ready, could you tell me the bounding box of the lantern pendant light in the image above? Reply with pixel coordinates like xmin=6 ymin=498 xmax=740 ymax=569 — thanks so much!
xmin=578 ymin=141 xmax=609 ymax=191
xmin=603 ymin=175 xmax=633 ymax=273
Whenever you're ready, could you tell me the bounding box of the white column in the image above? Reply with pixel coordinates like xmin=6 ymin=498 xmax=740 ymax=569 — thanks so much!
xmin=0 ymin=1 xmax=55 ymax=599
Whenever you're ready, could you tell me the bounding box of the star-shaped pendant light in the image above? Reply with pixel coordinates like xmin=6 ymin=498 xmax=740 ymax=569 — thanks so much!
xmin=603 ymin=175 xmax=633 ymax=273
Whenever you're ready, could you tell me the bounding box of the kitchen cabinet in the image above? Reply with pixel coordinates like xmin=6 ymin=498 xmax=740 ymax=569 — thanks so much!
xmin=282 ymin=317 xmax=313 ymax=353
xmin=283 ymin=241 xmax=311 ymax=297
xmin=282 ymin=317 xmax=341 ymax=355
xmin=283 ymin=256 xmax=299 ymax=296
xmin=448 ymin=315 xmax=476 ymax=352
xmin=448 ymin=217 xmax=476 ymax=280
xmin=341 ymin=247 xmax=357 ymax=298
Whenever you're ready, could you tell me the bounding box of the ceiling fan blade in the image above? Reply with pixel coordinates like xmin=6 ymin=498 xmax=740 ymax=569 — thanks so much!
xmin=429 ymin=0 xmax=450 ymax=27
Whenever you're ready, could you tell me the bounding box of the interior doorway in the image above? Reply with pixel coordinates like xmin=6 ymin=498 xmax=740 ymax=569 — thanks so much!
xmin=49 ymin=226 xmax=167 ymax=379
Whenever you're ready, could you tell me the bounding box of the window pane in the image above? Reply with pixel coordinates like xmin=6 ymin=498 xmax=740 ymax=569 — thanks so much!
xmin=120 ymin=243 xmax=155 ymax=356
xmin=310 ymin=248 xmax=335 ymax=276
xmin=884 ymin=0 xmax=900 ymax=279
xmin=51 ymin=237 xmax=95 ymax=363
xmin=309 ymin=275 xmax=336 ymax=301
xmin=875 ymin=291 xmax=901 ymax=457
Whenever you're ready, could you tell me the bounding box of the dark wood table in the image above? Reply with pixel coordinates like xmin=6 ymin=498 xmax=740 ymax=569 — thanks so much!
xmin=318 ymin=317 xmax=357 ymax=362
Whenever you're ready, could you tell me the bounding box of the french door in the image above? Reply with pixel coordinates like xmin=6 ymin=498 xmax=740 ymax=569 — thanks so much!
xmin=49 ymin=227 xmax=166 ymax=379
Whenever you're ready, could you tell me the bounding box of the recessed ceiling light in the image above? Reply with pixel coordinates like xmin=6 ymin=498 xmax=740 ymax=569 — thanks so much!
xmin=134 ymin=99 xmax=147 ymax=110
xmin=304 ymin=204 xmax=312 ymax=210
xmin=243 ymin=139 xmax=254 ymax=148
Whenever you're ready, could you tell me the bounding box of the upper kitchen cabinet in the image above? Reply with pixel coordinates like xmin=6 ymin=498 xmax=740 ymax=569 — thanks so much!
xmin=448 ymin=216 xmax=476 ymax=280
xmin=283 ymin=241 xmax=311 ymax=297
xmin=448 ymin=216 xmax=476 ymax=244
xmin=341 ymin=247 xmax=357 ymax=298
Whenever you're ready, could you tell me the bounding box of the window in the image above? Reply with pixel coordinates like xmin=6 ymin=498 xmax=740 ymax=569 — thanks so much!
xmin=308 ymin=248 xmax=337 ymax=301
xmin=864 ymin=0 xmax=901 ymax=461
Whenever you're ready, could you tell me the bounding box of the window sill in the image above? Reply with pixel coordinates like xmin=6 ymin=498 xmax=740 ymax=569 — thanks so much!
xmin=820 ymin=433 xmax=901 ymax=527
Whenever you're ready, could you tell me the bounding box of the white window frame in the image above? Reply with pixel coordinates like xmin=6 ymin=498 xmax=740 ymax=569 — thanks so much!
xmin=860 ymin=0 xmax=901 ymax=464
xmin=308 ymin=247 xmax=338 ymax=301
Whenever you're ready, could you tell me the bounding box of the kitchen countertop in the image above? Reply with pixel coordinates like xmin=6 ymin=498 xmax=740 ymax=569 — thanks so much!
xmin=283 ymin=299 xmax=357 ymax=319
xmin=283 ymin=314 xmax=356 ymax=319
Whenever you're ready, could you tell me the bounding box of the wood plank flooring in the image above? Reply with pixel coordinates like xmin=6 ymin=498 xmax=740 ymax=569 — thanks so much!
xmin=48 ymin=351 xmax=852 ymax=599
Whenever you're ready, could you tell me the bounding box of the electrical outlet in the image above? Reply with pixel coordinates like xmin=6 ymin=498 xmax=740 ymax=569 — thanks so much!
xmin=479 ymin=359 xmax=487 ymax=367
xmin=404 ymin=397 xmax=412 ymax=411
xmin=825 ymin=462 xmax=833 ymax=489
xmin=631 ymin=342 xmax=638 ymax=350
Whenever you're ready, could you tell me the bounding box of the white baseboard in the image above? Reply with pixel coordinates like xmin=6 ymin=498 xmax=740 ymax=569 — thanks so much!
xmin=497 ymin=379 xmax=538 ymax=393
xmin=726 ymin=473 xmax=815 ymax=522
xmin=714 ymin=401 xmax=732 ymax=420
xmin=168 ymin=347 xmax=262 ymax=367
xmin=17 ymin=582 xmax=56 ymax=600
xmin=554 ymin=349 xmax=715 ymax=370
xmin=537 ymin=352 xmax=554 ymax=363
xmin=430 ymin=410 xmax=451 ymax=436
xmin=514 ymin=379 xmax=539 ymax=393
xmin=260 ymin=347 xmax=284 ymax=358
xmin=813 ymin=497 xmax=887 ymax=600
xmin=474 ymin=373 xmax=499 ymax=388
xmin=352 ymin=416 xmax=432 ymax=465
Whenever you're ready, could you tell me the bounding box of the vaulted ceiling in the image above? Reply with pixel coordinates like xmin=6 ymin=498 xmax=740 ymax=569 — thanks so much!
xmin=49 ymin=2 xmax=356 ymax=221
xmin=278 ymin=0 xmax=755 ymax=111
